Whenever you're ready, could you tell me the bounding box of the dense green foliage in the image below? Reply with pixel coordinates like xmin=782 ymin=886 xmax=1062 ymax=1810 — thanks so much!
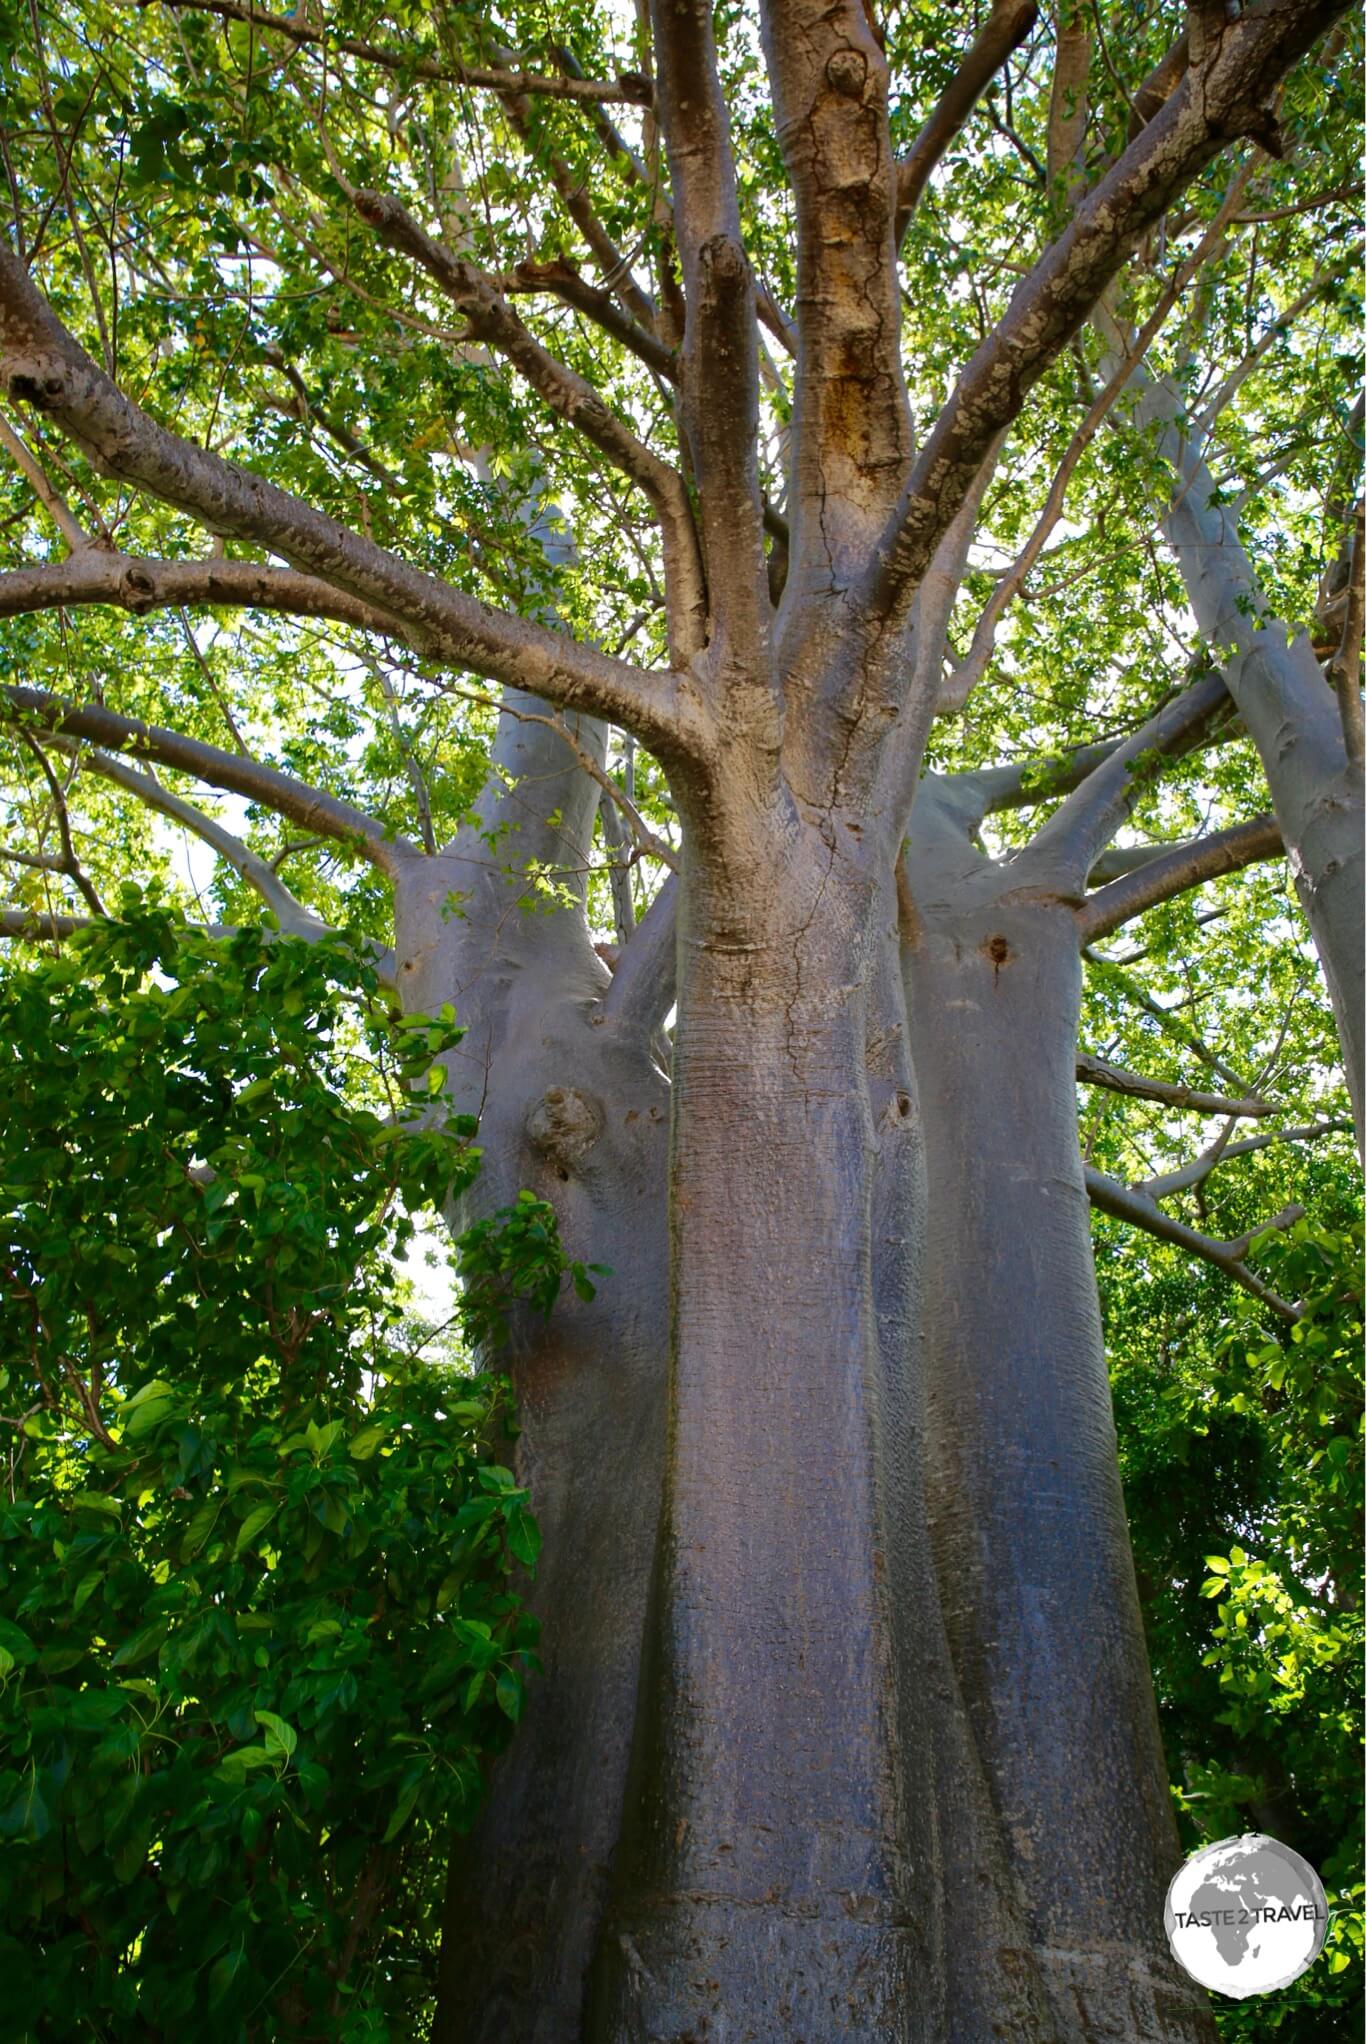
xmin=0 ymin=906 xmax=593 ymax=2039
xmin=1109 ymin=1205 xmax=1364 ymax=2039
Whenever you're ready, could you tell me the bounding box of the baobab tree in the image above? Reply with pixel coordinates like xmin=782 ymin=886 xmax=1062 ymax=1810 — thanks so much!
xmin=0 ymin=3 xmax=1359 ymax=2040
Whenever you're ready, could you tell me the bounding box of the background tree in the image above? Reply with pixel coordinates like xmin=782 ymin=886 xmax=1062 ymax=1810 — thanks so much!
xmin=0 ymin=3 xmax=1359 ymax=2041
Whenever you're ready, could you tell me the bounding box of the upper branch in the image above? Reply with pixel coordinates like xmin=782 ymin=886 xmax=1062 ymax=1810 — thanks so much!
xmin=1079 ymin=813 xmax=1283 ymax=941
xmin=1076 ymin=1052 xmax=1271 ymax=1117
xmin=75 ymin=746 xmax=329 ymax=935
xmin=1085 ymin=1167 xmax=1299 ymax=1320
xmin=353 ymin=189 xmax=706 ymax=662
xmin=863 ymin=0 xmax=1349 ymax=637
xmin=649 ymin=0 xmax=769 ymax=681
xmin=0 ymin=247 xmax=699 ymax=764
xmin=761 ymin=1 xmax=913 ymax=591
xmin=894 ymin=2 xmax=1040 ymax=238
xmin=0 ymin=549 xmax=407 ymax=637
xmin=941 ymin=166 xmax=1257 ymax=715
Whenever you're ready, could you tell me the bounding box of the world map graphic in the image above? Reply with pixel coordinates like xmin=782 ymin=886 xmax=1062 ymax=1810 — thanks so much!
xmin=1164 ymin=1834 xmax=1329 ymax=1999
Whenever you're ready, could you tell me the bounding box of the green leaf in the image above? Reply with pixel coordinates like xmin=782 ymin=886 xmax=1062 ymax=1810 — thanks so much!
xmin=234 ymin=1503 xmax=278 ymax=1554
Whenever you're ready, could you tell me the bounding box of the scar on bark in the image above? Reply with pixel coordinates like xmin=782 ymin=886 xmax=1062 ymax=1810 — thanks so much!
xmin=527 ymin=1086 xmax=602 ymax=1178
xmin=984 ymin=933 xmax=1011 ymax=977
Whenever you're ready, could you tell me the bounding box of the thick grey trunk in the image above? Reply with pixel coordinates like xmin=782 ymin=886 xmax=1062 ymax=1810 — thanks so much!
xmin=902 ymin=830 xmax=1214 ymax=2043
xmin=868 ymin=903 xmax=1062 ymax=2044
xmin=1136 ymin=376 xmax=1365 ymax=1142
xmin=405 ymin=702 xmax=671 ymax=2043
xmin=593 ymin=832 xmax=940 ymax=2040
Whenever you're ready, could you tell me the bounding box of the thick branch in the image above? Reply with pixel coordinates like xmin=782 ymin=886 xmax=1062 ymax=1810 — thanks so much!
xmin=1028 ymin=671 xmax=1231 ymax=877
xmin=1078 ymin=812 xmax=1283 ymax=941
xmin=1045 ymin=3 xmax=1091 ymax=188
xmin=0 ymin=548 xmax=407 ymax=636
xmin=948 ymin=736 xmax=1124 ymax=817
xmin=1325 ymin=500 xmax=1365 ymax=769
xmin=0 ymin=247 xmax=695 ymax=762
xmin=1085 ymin=1167 xmax=1299 ymax=1319
xmin=650 ymin=0 xmax=769 ymax=678
xmin=1076 ymin=1053 xmax=1271 ymax=1117
xmin=895 ymin=2 xmax=1040 ymax=236
xmin=507 ymin=258 xmax=677 ymax=381
xmin=0 ymin=907 xmax=95 ymax=940
xmin=762 ymin=1 xmax=913 ymax=589
xmin=865 ymin=0 xmax=1348 ymax=635
xmin=602 ymin=870 xmax=677 ymax=1033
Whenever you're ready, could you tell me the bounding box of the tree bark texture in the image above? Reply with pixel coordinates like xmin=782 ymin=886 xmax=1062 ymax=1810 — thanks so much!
xmin=400 ymin=705 xmax=672 ymax=2043
xmin=903 ymin=799 xmax=1216 ymax=2043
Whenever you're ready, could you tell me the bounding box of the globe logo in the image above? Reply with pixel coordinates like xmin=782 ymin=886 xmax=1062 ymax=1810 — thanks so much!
xmin=1164 ymin=1834 xmax=1329 ymax=1999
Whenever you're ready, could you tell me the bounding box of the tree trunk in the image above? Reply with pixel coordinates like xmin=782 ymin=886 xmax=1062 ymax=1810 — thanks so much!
xmin=403 ymin=703 xmax=671 ymax=2043
xmin=903 ymin=828 xmax=1215 ymax=2043
xmin=592 ymin=825 xmax=943 ymax=2040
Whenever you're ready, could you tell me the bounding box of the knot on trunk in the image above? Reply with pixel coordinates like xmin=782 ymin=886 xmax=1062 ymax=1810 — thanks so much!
xmin=825 ymin=49 xmax=868 ymax=99
xmin=527 ymin=1086 xmax=601 ymax=1170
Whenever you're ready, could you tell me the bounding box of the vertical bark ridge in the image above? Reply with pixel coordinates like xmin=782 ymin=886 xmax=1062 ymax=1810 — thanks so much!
xmin=902 ymin=807 xmax=1216 ymax=2043
xmin=592 ymin=833 xmax=936 ymax=2041
xmin=416 ymin=700 xmax=673 ymax=2042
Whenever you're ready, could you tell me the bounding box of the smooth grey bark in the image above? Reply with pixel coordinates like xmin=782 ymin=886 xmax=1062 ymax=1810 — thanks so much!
xmin=1131 ymin=369 xmax=1365 ymax=1144
xmin=901 ymin=785 xmax=1216 ymax=2044
xmin=591 ymin=826 xmax=932 ymax=2041
xmin=400 ymin=699 xmax=671 ymax=2044
xmin=590 ymin=796 xmax=1063 ymax=2042
xmin=866 ymin=886 xmax=1063 ymax=2044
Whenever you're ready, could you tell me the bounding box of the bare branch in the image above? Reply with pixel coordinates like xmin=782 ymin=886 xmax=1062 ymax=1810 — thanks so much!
xmin=1076 ymin=1052 xmax=1272 ymax=1117
xmin=352 ymin=188 xmax=706 ymax=663
xmin=895 ymin=3 xmax=1040 ymax=235
xmin=14 ymin=730 xmax=103 ymax=913
xmin=0 ymin=248 xmax=698 ymax=762
xmin=864 ymin=0 xmax=1349 ymax=638
xmin=151 ymin=0 xmax=653 ymax=101
xmin=0 ymin=406 xmax=90 ymax=552
xmin=506 ymin=258 xmax=677 ymax=381
xmin=75 ymin=746 xmax=329 ymax=935
xmin=2 ymin=684 xmax=417 ymax=876
xmin=0 ymin=906 xmax=94 ymax=941
xmin=1140 ymin=1119 xmax=1351 ymax=1198
xmin=1085 ymin=1166 xmax=1299 ymax=1319
xmin=1193 ymin=262 xmax=1344 ymax=438
xmin=0 ymin=545 xmax=422 ymax=637
xmin=1078 ymin=812 xmax=1283 ymax=941
xmin=1028 ymin=671 xmax=1231 ymax=878
xmin=598 ymin=787 xmax=637 ymax=951
xmin=942 ymin=166 xmax=1256 ymax=712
